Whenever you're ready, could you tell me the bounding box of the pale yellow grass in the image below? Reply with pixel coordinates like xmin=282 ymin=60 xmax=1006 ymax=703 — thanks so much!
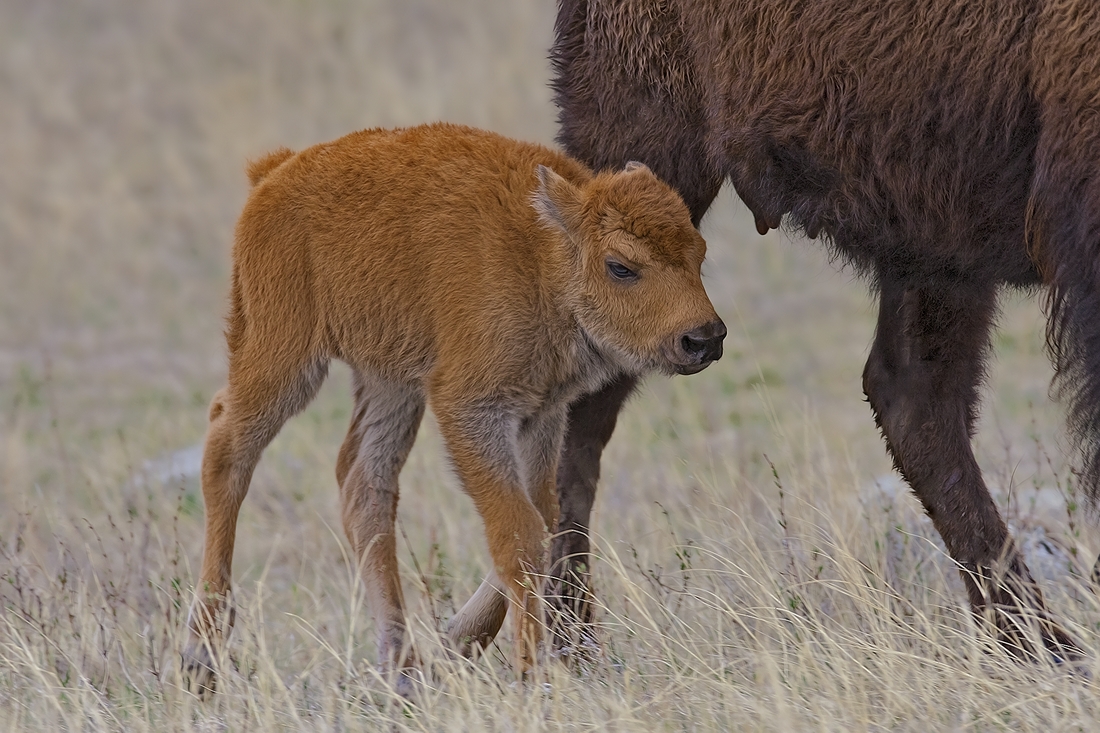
xmin=2 ymin=1 xmax=1099 ymax=730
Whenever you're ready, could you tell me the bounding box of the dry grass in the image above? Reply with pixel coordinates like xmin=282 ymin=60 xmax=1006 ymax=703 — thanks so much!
xmin=2 ymin=1 xmax=1099 ymax=729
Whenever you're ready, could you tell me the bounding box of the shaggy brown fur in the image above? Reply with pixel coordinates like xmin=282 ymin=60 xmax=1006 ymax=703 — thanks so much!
xmin=179 ymin=123 xmax=725 ymax=695
xmin=544 ymin=0 xmax=1100 ymax=659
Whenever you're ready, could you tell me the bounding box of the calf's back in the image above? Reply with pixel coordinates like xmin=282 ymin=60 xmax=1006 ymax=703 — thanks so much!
xmin=230 ymin=123 xmax=593 ymax=387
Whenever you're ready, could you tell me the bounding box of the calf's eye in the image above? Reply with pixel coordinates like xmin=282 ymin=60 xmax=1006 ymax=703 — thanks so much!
xmin=606 ymin=260 xmax=638 ymax=281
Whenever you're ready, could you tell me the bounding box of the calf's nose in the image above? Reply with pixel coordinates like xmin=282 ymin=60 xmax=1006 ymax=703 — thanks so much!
xmin=681 ymin=319 xmax=727 ymax=363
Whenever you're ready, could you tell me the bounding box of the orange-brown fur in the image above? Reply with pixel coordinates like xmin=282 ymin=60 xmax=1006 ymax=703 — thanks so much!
xmin=180 ymin=123 xmax=723 ymax=695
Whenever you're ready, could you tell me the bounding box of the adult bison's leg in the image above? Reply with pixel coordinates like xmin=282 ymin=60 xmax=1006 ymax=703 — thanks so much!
xmin=863 ymin=279 xmax=1078 ymax=658
xmin=548 ymin=373 xmax=637 ymax=654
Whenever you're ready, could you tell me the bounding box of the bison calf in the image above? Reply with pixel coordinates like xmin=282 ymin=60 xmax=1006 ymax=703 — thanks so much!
xmin=180 ymin=123 xmax=724 ymax=695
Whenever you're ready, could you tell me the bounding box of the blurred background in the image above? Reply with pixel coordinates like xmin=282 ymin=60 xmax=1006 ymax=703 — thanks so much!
xmin=5 ymin=2 xmax=1097 ymax=727
xmin=0 ymin=0 xmax=1081 ymax=663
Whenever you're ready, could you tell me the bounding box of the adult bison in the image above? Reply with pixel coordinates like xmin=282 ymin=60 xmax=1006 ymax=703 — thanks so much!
xmin=540 ymin=0 xmax=1100 ymax=657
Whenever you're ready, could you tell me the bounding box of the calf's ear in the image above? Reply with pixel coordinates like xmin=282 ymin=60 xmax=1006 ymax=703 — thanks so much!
xmin=533 ymin=165 xmax=583 ymax=239
xmin=624 ymin=160 xmax=651 ymax=174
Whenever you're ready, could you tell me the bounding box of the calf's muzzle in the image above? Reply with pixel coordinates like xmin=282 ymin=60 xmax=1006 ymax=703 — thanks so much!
xmin=671 ymin=318 xmax=726 ymax=374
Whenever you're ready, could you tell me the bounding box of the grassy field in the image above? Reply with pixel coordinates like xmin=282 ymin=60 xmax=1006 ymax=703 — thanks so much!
xmin=3 ymin=1 xmax=1100 ymax=729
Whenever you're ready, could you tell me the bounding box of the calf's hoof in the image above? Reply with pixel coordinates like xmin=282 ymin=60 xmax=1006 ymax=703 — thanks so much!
xmin=180 ymin=634 xmax=218 ymax=699
xmin=390 ymin=667 xmax=422 ymax=699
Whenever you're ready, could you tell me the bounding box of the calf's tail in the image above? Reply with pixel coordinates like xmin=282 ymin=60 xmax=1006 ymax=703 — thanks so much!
xmin=246 ymin=147 xmax=295 ymax=187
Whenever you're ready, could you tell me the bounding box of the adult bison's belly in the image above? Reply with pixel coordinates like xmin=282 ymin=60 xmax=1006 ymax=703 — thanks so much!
xmin=695 ymin=0 xmax=1043 ymax=286
xmin=726 ymin=119 xmax=1043 ymax=288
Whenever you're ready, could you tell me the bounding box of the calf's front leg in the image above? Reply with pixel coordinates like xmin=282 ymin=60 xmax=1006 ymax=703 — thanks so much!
xmin=434 ymin=405 xmax=550 ymax=675
xmin=446 ymin=405 xmax=565 ymax=658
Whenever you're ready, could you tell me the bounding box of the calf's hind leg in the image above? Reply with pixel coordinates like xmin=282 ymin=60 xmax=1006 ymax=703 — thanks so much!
xmin=181 ymin=345 xmax=327 ymax=696
xmin=335 ymin=370 xmax=425 ymax=692
xmin=863 ymin=279 xmax=1078 ymax=658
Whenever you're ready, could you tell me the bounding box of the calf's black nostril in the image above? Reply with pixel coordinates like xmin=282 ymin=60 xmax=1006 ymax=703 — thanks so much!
xmin=682 ymin=334 xmax=707 ymax=356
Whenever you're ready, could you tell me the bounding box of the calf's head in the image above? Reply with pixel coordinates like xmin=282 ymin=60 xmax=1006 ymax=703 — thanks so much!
xmin=534 ymin=162 xmax=725 ymax=375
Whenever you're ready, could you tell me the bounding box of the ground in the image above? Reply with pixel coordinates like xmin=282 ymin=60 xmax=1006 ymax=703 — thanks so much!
xmin=2 ymin=1 xmax=1099 ymax=729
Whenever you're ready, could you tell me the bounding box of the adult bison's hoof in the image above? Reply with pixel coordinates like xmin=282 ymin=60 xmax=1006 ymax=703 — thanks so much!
xmin=180 ymin=634 xmax=218 ymax=699
xmin=1036 ymin=625 xmax=1090 ymax=680
xmin=547 ymin=548 xmax=600 ymax=664
xmin=1038 ymin=621 xmax=1086 ymax=668
xmin=983 ymin=605 xmax=1084 ymax=671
